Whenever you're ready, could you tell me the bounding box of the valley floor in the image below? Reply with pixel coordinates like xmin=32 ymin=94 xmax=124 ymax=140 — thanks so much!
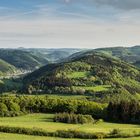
xmin=0 ymin=114 xmax=140 ymax=139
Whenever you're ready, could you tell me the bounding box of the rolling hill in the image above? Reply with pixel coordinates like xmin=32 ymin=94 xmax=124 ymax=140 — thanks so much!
xmin=0 ymin=48 xmax=82 ymax=93
xmin=95 ymin=46 xmax=140 ymax=68
xmin=0 ymin=49 xmax=49 ymax=71
xmin=64 ymin=46 xmax=140 ymax=68
xmin=23 ymin=48 xmax=82 ymax=62
xmin=0 ymin=59 xmax=16 ymax=76
xmin=23 ymin=52 xmax=140 ymax=95
xmin=0 ymin=48 xmax=81 ymax=71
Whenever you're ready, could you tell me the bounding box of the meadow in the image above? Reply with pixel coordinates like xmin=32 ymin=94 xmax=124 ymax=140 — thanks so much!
xmin=67 ymin=71 xmax=111 ymax=92
xmin=73 ymin=85 xmax=111 ymax=92
xmin=67 ymin=71 xmax=90 ymax=78
xmin=0 ymin=113 xmax=140 ymax=139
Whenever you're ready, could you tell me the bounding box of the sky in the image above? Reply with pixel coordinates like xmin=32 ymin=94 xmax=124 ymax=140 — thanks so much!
xmin=0 ymin=0 xmax=140 ymax=48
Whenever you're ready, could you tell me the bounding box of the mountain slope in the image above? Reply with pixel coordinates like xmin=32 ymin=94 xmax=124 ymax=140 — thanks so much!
xmin=0 ymin=59 xmax=16 ymax=76
xmin=0 ymin=48 xmax=82 ymax=71
xmin=65 ymin=46 xmax=140 ymax=68
xmin=24 ymin=48 xmax=82 ymax=62
xmin=0 ymin=49 xmax=49 ymax=71
xmin=23 ymin=52 xmax=140 ymax=94
xmin=95 ymin=46 xmax=140 ymax=67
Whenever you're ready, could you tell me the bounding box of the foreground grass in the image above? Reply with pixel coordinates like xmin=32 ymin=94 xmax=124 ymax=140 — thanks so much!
xmin=108 ymin=137 xmax=140 ymax=140
xmin=0 ymin=133 xmax=51 ymax=140
xmin=0 ymin=132 xmax=79 ymax=140
xmin=0 ymin=113 xmax=140 ymax=134
xmin=0 ymin=133 xmax=140 ymax=140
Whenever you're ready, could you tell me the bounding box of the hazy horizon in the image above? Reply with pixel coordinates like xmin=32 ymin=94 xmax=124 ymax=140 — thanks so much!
xmin=0 ymin=45 xmax=139 ymax=49
xmin=0 ymin=0 xmax=140 ymax=48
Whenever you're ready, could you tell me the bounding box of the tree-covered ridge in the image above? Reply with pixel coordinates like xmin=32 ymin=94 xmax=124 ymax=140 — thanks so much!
xmin=95 ymin=46 xmax=140 ymax=68
xmin=23 ymin=52 xmax=140 ymax=95
xmin=65 ymin=46 xmax=140 ymax=68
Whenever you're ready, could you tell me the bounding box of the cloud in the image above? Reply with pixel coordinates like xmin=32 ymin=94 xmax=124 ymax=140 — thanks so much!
xmin=94 ymin=0 xmax=140 ymax=10
xmin=64 ymin=0 xmax=70 ymax=3
xmin=0 ymin=0 xmax=137 ymax=22
xmin=33 ymin=2 xmax=95 ymax=20
xmin=0 ymin=10 xmax=35 ymax=20
xmin=0 ymin=0 xmax=139 ymax=48
xmin=0 ymin=18 xmax=139 ymax=48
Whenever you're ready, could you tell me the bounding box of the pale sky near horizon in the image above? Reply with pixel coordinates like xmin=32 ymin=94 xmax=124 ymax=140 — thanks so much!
xmin=0 ymin=0 xmax=140 ymax=48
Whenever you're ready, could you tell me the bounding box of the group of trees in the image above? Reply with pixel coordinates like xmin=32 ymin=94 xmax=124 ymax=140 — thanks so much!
xmin=54 ymin=113 xmax=94 ymax=124
xmin=0 ymin=101 xmax=21 ymax=117
xmin=107 ymin=100 xmax=140 ymax=123
xmin=1 ymin=94 xmax=140 ymax=124
xmin=0 ymin=95 xmax=106 ymax=119
xmin=61 ymin=61 xmax=91 ymax=72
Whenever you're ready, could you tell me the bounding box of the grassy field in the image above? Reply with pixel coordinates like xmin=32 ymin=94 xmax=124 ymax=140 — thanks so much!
xmin=74 ymin=85 xmax=111 ymax=92
xmin=45 ymin=94 xmax=88 ymax=100
xmin=0 ymin=133 xmax=80 ymax=140
xmin=0 ymin=113 xmax=140 ymax=135
xmin=67 ymin=71 xmax=90 ymax=78
xmin=0 ymin=133 xmax=58 ymax=140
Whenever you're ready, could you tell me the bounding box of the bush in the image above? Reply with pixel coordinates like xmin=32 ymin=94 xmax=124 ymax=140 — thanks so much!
xmin=54 ymin=113 xmax=94 ymax=124
xmin=0 ymin=125 xmax=140 ymax=139
xmin=0 ymin=103 xmax=8 ymax=112
xmin=0 ymin=126 xmax=106 ymax=139
xmin=0 ymin=103 xmax=8 ymax=116
xmin=0 ymin=126 xmax=51 ymax=136
xmin=108 ymin=129 xmax=140 ymax=138
xmin=56 ymin=130 xmax=106 ymax=139
xmin=8 ymin=102 xmax=20 ymax=112
xmin=110 ymin=129 xmax=121 ymax=135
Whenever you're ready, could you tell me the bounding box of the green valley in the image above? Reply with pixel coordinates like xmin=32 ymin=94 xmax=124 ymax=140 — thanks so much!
xmin=0 ymin=0 xmax=140 ymax=139
xmin=0 ymin=47 xmax=140 ymax=140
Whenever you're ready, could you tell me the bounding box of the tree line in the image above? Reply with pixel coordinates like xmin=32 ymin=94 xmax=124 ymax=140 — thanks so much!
xmin=0 ymin=95 xmax=106 ymax=118
xmin=0 ymin=95 xmax=140 ymax=124
xmin=107 ymin=100 xmax=140 ymax=123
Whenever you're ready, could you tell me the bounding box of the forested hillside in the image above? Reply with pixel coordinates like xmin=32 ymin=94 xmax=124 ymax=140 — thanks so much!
xmin=23 ymin=52 xmax=140 ymax=96
xmin=65 ymin=46 xmax=140 ymax=68
xmin=95 ymin=46 xmax=140 ymax=68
